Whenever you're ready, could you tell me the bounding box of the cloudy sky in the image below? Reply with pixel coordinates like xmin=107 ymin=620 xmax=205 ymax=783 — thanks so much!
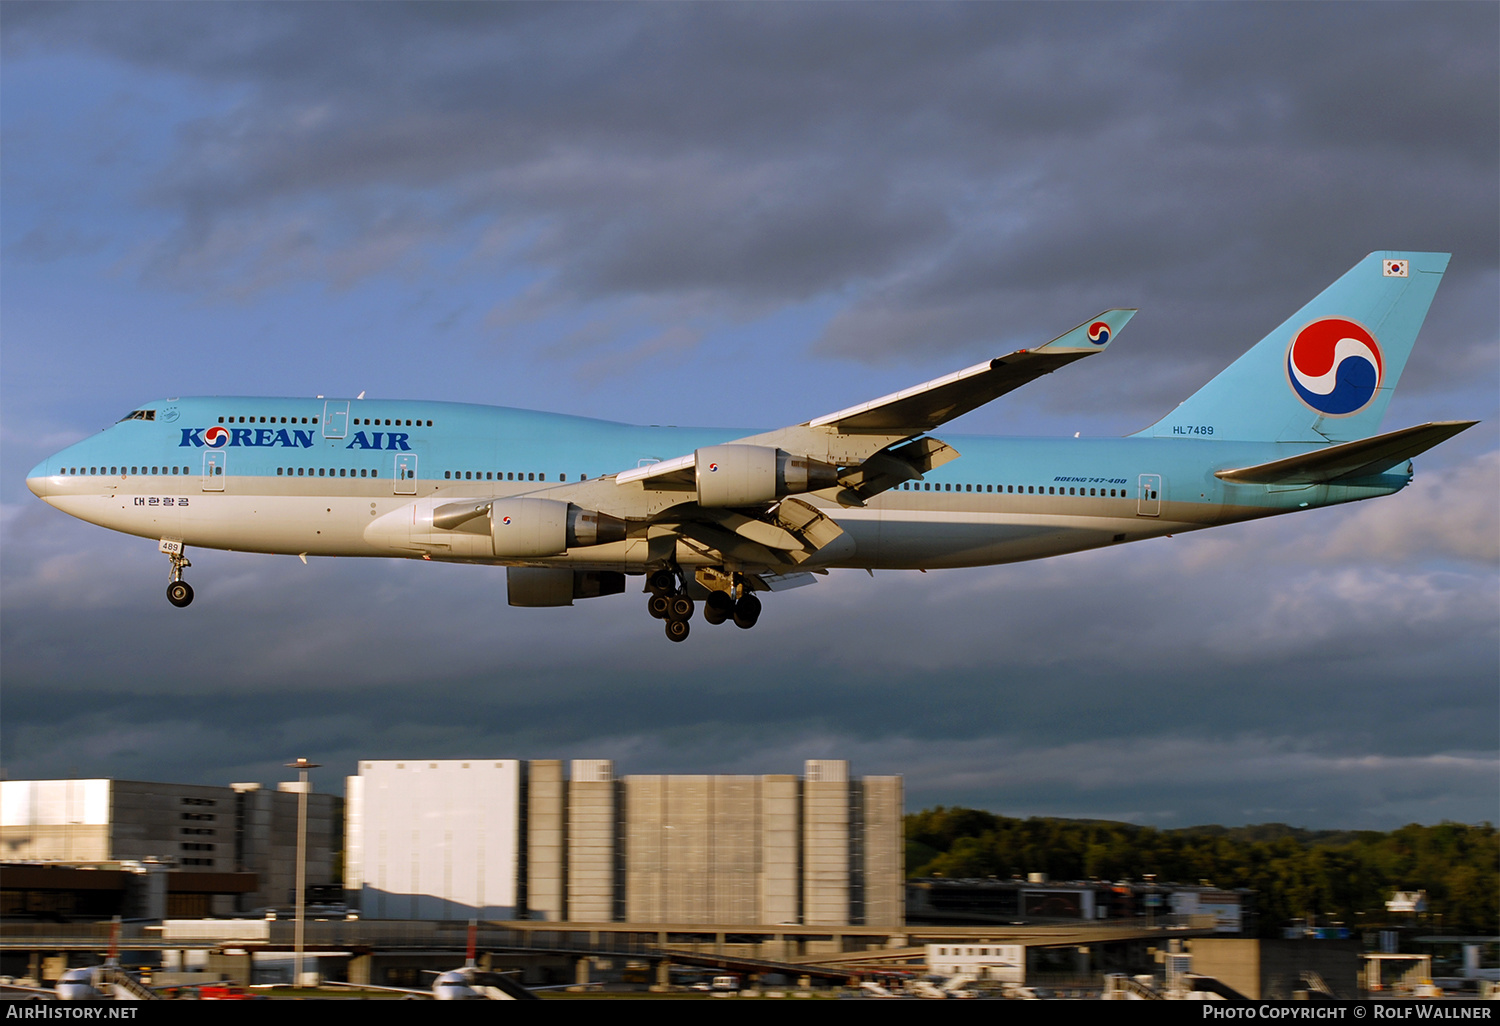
xmin=2 ymin=2 xmax=1495 ymax=830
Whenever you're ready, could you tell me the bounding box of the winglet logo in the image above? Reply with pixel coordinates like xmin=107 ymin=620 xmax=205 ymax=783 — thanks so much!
xmin=1286 ymin=318 xmax=1384 ymax=416
xmin=501 ymin=515 xmax=512 ymax=526
xmin=708 ymin=463 xmax=719 ymax=472
xmin=1087 ymin=321 xmax=1111 ymax=345
xmin=203 ymin=426 xmax=230 ymax=449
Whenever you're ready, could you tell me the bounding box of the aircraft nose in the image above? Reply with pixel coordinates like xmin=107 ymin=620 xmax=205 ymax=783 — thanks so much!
xmin=27 ymin=459 xmax=50 ymax=499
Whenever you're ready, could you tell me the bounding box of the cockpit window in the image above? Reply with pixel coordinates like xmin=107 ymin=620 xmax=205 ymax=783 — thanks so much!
xmin=118 ymin=410 xmax=156 ymax=422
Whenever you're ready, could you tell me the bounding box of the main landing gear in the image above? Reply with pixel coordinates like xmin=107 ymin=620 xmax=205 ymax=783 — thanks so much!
xmin=163 ymin=544 xmax=194 ymax=608
xmin=646 ymin=567 xmax=761 ymax=642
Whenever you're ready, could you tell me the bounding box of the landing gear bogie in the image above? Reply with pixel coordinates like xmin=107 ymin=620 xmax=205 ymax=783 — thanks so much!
xmin=647 ymin=566 xmax=763 ymax=640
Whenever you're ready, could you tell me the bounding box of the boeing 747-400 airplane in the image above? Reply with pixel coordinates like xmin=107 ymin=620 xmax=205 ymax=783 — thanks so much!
xmin=28 ymin=252 xmax=1476 ymax=641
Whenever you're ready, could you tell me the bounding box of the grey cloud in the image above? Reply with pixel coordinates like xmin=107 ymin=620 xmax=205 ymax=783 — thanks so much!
xmin=1305 ymin=451 xmax=1500 ymax=564
xmin=9 ymin=3 xmax=1494 ymax=368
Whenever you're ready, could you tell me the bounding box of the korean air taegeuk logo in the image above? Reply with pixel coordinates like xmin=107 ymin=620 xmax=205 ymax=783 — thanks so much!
xmin=1285 ymin=317 xmax=1384 ymax=417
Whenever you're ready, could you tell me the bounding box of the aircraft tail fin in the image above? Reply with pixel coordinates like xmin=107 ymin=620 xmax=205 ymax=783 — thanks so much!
xmin=1135 ymin=252 xmax=1450 ymax=443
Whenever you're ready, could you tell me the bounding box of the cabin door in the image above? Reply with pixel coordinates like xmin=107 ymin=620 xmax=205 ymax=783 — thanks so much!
xmin=202 ymin=451 xmax=226 ymax=491
xmin=1136 ymin=474 xmax=1161 ymax=516
xmin=394 ymin=454 xmax=418 ymax=495
xmin=322 ymin=400 xmax=349 ymax=439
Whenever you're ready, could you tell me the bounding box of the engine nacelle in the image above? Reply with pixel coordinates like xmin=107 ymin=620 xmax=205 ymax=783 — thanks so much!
xmin=489 ymin=499 xmax=627 ymax=557
xmin=695 ymin=445 xmax=839 ymax=507
xmin=507 ymin=568 xmax=626 ymax=607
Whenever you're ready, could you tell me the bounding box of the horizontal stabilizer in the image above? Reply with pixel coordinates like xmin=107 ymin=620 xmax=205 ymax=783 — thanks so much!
xmin=1215 ymin=421 xmax=1477 ymax=485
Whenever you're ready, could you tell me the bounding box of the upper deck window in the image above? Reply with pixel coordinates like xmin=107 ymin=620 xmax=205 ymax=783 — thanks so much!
xmin=118 ymin=410 xmax=155 ymax=422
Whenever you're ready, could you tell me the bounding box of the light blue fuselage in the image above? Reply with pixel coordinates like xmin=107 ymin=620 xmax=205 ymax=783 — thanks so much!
xmin=27 ymin=396 xmax=1408 ymax=572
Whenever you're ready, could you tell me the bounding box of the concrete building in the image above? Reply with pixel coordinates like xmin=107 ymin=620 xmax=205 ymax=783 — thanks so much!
xmin=344 ymin=760 xmax=522 ymax=920
xmin=345 ymin=758 xmax=903 ymax=927
xmin=0 ymin=778 xmax=341 ymax=917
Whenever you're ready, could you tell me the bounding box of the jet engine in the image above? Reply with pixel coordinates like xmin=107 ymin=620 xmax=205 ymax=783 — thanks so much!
xmin=487 ymin=498 xmax=627 ymax=557
xmin=694 ymin=445 xmax=838 ymax=507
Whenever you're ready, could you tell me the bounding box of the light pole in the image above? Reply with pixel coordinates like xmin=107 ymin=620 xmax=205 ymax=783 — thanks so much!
xmin=286 ymin=758 xmax=321 ymax=988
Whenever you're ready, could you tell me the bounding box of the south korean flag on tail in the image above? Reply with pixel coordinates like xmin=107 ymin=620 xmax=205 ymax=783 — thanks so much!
xmin=1383 ymin=259 xmax=1409 ymax=277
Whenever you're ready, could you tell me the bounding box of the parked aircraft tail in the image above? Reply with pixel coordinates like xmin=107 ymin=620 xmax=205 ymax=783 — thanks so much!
xmin=1136 ymin=251 xmax=1450 ymax=443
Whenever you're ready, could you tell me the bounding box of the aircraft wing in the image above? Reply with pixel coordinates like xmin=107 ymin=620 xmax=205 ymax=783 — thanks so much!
xmin=617 ymin=308 xmax=1136 ymax=491
xmin=491 ymin=309 xmax=1133 ymax=574
xmin=800 ymin=308 xmax=1136 ymax=434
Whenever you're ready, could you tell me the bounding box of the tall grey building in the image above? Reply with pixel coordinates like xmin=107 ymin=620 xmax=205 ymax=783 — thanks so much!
xmin=0 ymin=778 xmax=341 ymax=916
xmin=346 ymin=758 xmax=903 ymax=927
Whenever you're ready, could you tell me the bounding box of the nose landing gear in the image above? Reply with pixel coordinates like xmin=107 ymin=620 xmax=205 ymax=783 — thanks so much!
xmin=162 ymin=541 xmax=194 ymax=608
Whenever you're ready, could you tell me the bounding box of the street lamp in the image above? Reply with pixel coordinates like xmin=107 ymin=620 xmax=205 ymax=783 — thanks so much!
xmin=285 ymin=758 xmax=321 ymax=988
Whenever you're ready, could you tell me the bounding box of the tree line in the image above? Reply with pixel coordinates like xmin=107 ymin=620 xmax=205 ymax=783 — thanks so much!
xmin=905 ymin=808 xmax=1497 ymax=936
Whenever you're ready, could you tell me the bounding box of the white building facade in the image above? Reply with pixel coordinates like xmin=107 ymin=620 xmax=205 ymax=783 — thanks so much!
xmin=345 ymin=760 xmax=522 ymax=920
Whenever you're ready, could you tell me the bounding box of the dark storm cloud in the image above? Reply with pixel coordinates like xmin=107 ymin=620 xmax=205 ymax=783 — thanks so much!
xmin=8 ymin=2 xmax=1494 ymax=366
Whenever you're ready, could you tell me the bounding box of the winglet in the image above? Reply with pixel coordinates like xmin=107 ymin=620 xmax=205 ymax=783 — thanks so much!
xmin=1034 ymin=309 xmax=1137 ymax=354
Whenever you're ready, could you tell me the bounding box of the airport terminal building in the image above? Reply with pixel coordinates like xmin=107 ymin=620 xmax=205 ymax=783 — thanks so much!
xmin=345 ymin=759 xmax=903 ymax=927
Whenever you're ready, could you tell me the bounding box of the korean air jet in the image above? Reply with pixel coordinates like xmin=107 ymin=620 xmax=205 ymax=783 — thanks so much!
xmin=27 ymin=252 xmax=1476 ymax=642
